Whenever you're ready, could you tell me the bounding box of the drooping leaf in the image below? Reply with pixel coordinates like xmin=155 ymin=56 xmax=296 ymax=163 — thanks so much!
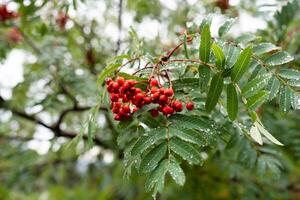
xmin=279 ymin=86 xmax=292 ymax=112
xmin=242 ymin=73 xmax=271 ymax=98
xmin=231 ymin=46 xmax=253 ymax=82
xmin=253 ymin=43 xmax=280 ymax=55
xmin=246 ymin=90 xmax=269 ymax=110
xmin=265 ymin=51 xmax=294 ymax=66
xmin=256 ymin=122 xmax=283 ymax=146
xmin=145 ymin=159 xmax=168 ymax=192
xmin=131 ymin=128 xmax=167 ymax=156
xmin=139 ymin=142 xmax=168 ymax=173
xmin=236 ymin=33 xmax=258 ymax=44
xmin=226 ymin=83 xmax=238 ymax=121
xmin=211 ymin=43 xmax=225 ymax=70
xmin=290 ymin=93 xmax=299 ymax=109
xmin=169 ymin=138 xmax=202 ymax=165
xmin=206 ymin=73 xmax=224 ymax=112
xmin=249 ymin=124 xmax=263 ymax=145
xmin=168 ymin=157 xmax=186 ymax=186
xmin=199 ymin=24 xmax=211 ymax=63
xmin=218 ymin=18 xmax=236 ymax=37
xmin=267 ymin=76 xmax=280 ymax=100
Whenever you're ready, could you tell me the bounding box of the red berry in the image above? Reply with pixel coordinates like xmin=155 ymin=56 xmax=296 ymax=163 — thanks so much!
xmin=123 ymin=105 xmax=131 ymax=113
xmin=159 ymin=88 xmax=165 ymax=95
xmin=112 ymin=82 xmax=119 ymax=90
xmin=114 ymin=102 xmax=121 ymax=108
xmin=150 ymin=78 xmax=159 ymax=87
xmin=105 ymin=78 xmax=112 ymax=85
xmin=152 ymin=92 xmax=160 ymax=101
xmin=135 ymin=88 xmax=142 ymax=94
xmin=110 ymin=94 xmax=119 ymax=102
xmin=114 ymin=114 xmax=121 ymax=121
xmin=173 ymin=101 xmax=183 ymax=112
xmin=144 ymin=96 xmax=152 ymax=104
xmin=133 ymin=107 xmax=138 ymax=112
xmin=150 ymin=87 xmax=158 ymax=94
xmin=150 ymin=109 xmax=159 ymax=118
xmin=135 ymin=93 xmax=144 ymax=101
xmin=117 ymin=77 xmax=125 ymax=86
xmin=159 ymin=95 xmax=168 ymax=104
xmin=164 ymin=88 xmax=174 ymax=97
xmin=127 ymin=80 xmax=137 ymax=87
xmin=162 ymin=106 xmax=174 ymax=115
xmin=112 ymin=106 xmax=119 ymax=114
xmin=186 ymin=102 xmax=194 ymax=111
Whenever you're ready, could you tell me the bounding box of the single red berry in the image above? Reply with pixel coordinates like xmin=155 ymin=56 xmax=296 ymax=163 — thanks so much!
xmin=152 ymin=92 xmax=160 ymax=101
xmin=164 ymin=88 xmax=174 ymax=97
xmin=173 ymin=101 xmax=183 ymax=112
xmin=159 ymin=88 xmax=165 ymax=95
xmin=135 ymin=88 xmax=142 ymax=94
xmin=162 ymin=106 xmax=174 ymax=115
xmin=144 ymin=96 xmax=152 ymax=104
xmin=112 ymin=82 xmax=119 ymax=90
xmin=112 ymin=106 xmax=119 ymax=114
xmin=105 ymin=78 xmax=112 ymax=85
xmin=114 ymin=114 xmax=121 ymax=121
xmin=117 ymin=77 xmax=125 ymax=86
xmin=150 ymin=78 xmax=159 ymax=87
xmin=186 ymin=102 xmax=194 ymax=111
xmin=135 ymin=93 xmax=144 ymax=101
xmin=150 ymin=87 xmax=158 ymax=94
xmin=150 ymin=109 xmax=159 ymax=118
xmin=110 ymin=94 xmax=119 ymax=102
xmin=114 ymin=102 xmax=121 ymax=108
xmin=159 ymin=95 xmax=168 ymax=104
xmin=123 ymin=105 xmax=131 ymax=113
xmin=127 ymin=80 xmax=137 ymax=87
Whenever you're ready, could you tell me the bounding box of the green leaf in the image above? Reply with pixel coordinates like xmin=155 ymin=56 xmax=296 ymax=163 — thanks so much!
xmin=211 ymin=43 xmax=225 ymax=70
xmin=237 ymin=142 xmax=257 ymax=168
xmin=170 ymin=114 xmax=215 ymax=133
xmin=225 ymin=45 xmax=240 ymax=68
xmin=139 ymin=142 xmax=167 ymax=173
xmin=246 ymin=90 xmax=269 ymax=110
xmin=169 ymin=138 xmax=202 ymax=165
xmin=168 ymin=157 xmax=186 ymax=186
xmin=227 ymin=83 xmax=238 ymax=121
xmin=199 ymin=24 xmax=211 ymax=63
xmin=145 ymin=159 xmax=168 ymax=192
xmin=206 ymin=73 xmax=224 ymax=112
xmin=249 ymin=124 xmax=262 ymax=145
xmin=256 ymin=122 xmax=283 ymax=146
xmin=183 ymin=35 xmax=189 ymax=59
xmin=267 ymin=76 xmax=280 ymax=100
xmin=242 ymin=73 xmax=271 ymax=98
xmin=291 ymin=93 xmax=299 ymax=109
xmin=118 ymin=72 xmax=147 ymax=81
xmin=265 ymin=51 xmax=294 ymax=66
xmin=172 ymin=78 xmax=199 ymax=89
xmin=199 ymin=66 xmax=211 ymax=91
xmin=169 ymin=127 xmax=206 ymax=146
xmin=287 ymin=79 xmax=300 ymax=87
xmin=236 ymin=33 xmax=257 ymax=44
xmin=97 ymin=63 xmax=121 ymax=86
xmin=131 ymin=128 xmax=167 ymax=156
xmin=218 ymin=18 xmax=236 ymax=37
xmin=279 ymin=86 xmax=291 ymax=112
xmin=231 ymin=46 xmax=253 ymax=82
xmin=253 ymin=43 xmax=280 ymax=55
xmin=279 ymin=69 xmax=300 ymax=79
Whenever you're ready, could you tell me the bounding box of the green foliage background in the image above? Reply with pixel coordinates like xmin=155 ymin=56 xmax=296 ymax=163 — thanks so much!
xmin=0 ymin=0 xmax=300 ymax=199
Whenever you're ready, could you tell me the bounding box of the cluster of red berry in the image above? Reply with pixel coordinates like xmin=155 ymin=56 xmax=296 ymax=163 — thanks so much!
xmin=0 ymin=4 xmax=19 ymax=22
xmin=106 ymin=77 xmax=194 ymax=121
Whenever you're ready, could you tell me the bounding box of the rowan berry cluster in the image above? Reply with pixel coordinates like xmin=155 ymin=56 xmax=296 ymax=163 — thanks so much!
xmin=106 ymin=77 xmax=194 ymax=121
xmin=0 ymin=4 xmax=19 ymax=22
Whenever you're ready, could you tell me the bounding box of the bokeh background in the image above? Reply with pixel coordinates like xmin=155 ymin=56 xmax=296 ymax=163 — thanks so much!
xmin=0 ymin=0 xmax=300 ymax=199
